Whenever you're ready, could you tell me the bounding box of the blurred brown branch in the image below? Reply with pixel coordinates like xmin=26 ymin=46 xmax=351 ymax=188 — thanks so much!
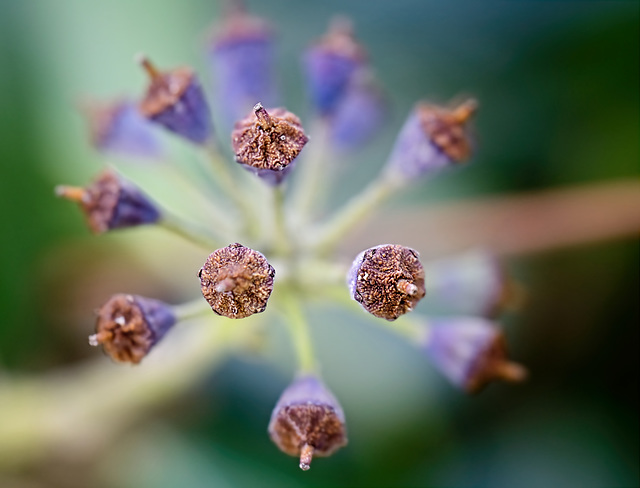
xmin=342 ymin=179 xmax=640 ymax=259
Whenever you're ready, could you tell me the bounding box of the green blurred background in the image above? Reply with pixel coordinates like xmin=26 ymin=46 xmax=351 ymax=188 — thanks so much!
xmin=0 ymin=1 xmax=638 ymax=487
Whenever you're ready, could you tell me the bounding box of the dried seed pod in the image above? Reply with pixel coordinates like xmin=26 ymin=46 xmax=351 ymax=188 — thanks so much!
xmin=55 ymin=169 xmax=161 ymax=234
xmin=424 ymin=250 xmax=523 ymax=317
xmin=231 ymin=103 xmax=308 ymax=184
xmin=138 ymin=56 xmax=212 ymax=144
xmin=89 ymin=294 xmax=176 ymax=364
xmin=207 ymin=2 xmax=278 ymax=130
xmin=329 ymin=69 xmax=386 ymax=150
xmin=304 ymin=16 xmax=366 ymax=115
xmin=79 ymin=98 xmax=163 ymax=159
xmin=199 ymin=243 xmax=275 ymax=319
xmin=348 ymin=244 xmax=426 ymax=321
xmin=268 ymin=375 xmax=348 ymax=471
xmin=385 ymin=99 xmax=477 ymax=181
xmin=423 ymin=317 xmax=527 ymax=394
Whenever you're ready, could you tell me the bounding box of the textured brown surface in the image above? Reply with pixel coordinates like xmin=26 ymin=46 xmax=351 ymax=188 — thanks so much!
xmin=417 ymin=100 xmax=476 ymax=162
xmin=199 ymin=243 xmax=275 ymax=319
xmin=231 ymin=106 xmax=308 ymax=171
xmin=354 ymin=244 xmax=426 ymax=321
xmin=93 ymin=294 xmax=153 ymax=364
xmin=269 ymin=403 xmax=347 ymax=458
xmin=139 ymin=67 xmax=193 ymax=117
xmin=80 ymin=170 xmax=121 ymax=234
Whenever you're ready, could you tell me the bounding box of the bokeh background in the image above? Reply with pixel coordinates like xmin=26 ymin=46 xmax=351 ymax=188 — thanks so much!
xmin=0 ymin=1 xmax=638 ymax=487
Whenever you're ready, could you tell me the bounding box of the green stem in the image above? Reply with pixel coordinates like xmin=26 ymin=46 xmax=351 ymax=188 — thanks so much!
xmin=322 ymin=284 xmax=427 ymax=344
xmin=158 ymin=213 xmax=222 ymax=250
xmin=272 ymin=184 xmax=292 ymax=256
xmin=308 ymin=175 xmax=403 ymax=255
xmin=202 ymin=142 xmax=259 ymax=240
xmin=171 ymin=298 xmax=211 ymax=321
xmin=289 ymin=119 xmax=331 ymax=226
xmin=279 ymin=290 xmax=317 ymax=374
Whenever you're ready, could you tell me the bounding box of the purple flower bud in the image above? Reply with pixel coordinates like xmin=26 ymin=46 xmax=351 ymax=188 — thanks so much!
xmin=268 ymin=375 xmax=347 ymax=471
xmin=426 ymin=251 xmax=519 ymax=317
xmin=347 ymin=244 xmax=426 ymax=321
xmin=329 ymin=70 xmax=386 ymax=150
xmin=88 ymin=294 xmax=176 ymax=364
xmin=384 ymin=99 xmax=477 ymax=181
xmin=304 ymin=17 xmax=366 ymax=116
xmin=207 ymin=3 xmax=278 ymax=130
xmin=199 ymin=243 xmax=275 ymax=319
xmin=80 ymin=98 xmax=163 ymax=159
xmin=231 ymin=103 xmax=308 ymax=185
xmin=55 ymin=169 xmax=161 ymax=234
xmin=138 ymin=56 xmax=212 ymax=145
xmin=423 ymin=317 xmax=527 ymax=394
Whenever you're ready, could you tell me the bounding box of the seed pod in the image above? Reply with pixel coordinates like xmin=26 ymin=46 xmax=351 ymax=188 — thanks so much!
xmin=423 ymin=317 xmax=527 ymax=394
xmin=199 ymin=243 xmax=275 ymax=319
xmin=89 ymin=294 xmax=176 ymax=364
xmin=384 ymin=99 xmax=477 ymax=182
xmin=231 ymin=103 xmax=308 ymax=185
xmin=79 ymin=98 xmax=163 ymax=159
xmin=138 ymin=56 xmax=212 ymax=145
xmin=424 ymin=250 xmax=522 ymax=317
xmin=207 ymin=2 xmax=278 ymax=130
xmin=329 ymin=70 xmax=386 ymax=150
xmin=268 ymin=375 xmax=347 ymax=471
xmin=347 ymin=244 xmax=426 ymax=321
xmin=304 ymin=16 xmax=366 ymax=116
xmin=55 ymin=169 xmax=161 ymax=234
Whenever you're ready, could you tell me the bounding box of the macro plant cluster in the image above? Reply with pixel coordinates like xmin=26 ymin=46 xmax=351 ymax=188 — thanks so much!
xmin=56 ymin=2 xmax=527 ymax=471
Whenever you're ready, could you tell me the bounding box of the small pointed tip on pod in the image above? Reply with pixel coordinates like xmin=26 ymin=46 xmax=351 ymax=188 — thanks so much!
xmin=56 ymin=169 xmax=161 ymax=234
xmin=385 ymin=98 xmax=478 ymax=181
xmin=231 ymin=104 xmax=308 ymax=184
xmin=199 ymin=243 xmax=275 ymax=319
xmin=268 ymin=375 xmax=348 ymax=471
xmin=137 ymin=55 xmax=212 ymax=144
xmin=347 ymin=244 xmax=426 ymax=321
xmin=423 ymin=316 xmax=527 ymax=394
xmin=89 ymin=294 xmax=176 ymax=364
xmin=304 ymin=16 xmax=367 ymax=116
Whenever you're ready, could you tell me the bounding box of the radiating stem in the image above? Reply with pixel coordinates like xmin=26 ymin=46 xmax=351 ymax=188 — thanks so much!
xmin=289 ymin=119 xmax=331 ymax=226
xmin=272 ymin=184 xmax=292 ymax=256
xmin=159 ymin=213 xmax=222 ymax=250
xmin=279 ymin=290 xmax=317 ymax=374
xmin=308 ymin=175 xmax=402 ymax=255
xmin=171 ymin=298 xmax=211 ymax=321
xmin=323 ymin=284 xmax=427 ymax=344
xmin=201 ymin=142 xmax=260 ymax=240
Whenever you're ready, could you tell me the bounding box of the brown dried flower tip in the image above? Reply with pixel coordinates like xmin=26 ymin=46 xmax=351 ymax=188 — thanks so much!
xmin=89 ymin=294 xmax=176 ymax=364
xmin=268 ymin=375 xmax=348 ymax=471
xmin=55 ymin=169 xmax=160 ymax=234
xmin=199 ymin=243 xmax=275 ymax=319
xmin=231 ymin=103 xmax=308 ymax=181
xmin=348 ymin=244 xmax=426 ymax=321
xmin=417 ymin=98 xmax=477 ymax=162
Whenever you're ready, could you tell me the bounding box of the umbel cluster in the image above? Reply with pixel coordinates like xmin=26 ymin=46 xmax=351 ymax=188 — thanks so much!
xmin=56 ymin=3 xmax=526 ymax=471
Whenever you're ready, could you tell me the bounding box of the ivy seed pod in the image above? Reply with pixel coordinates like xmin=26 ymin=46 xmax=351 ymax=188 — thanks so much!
xmin=199 ymin=243 xmax=275 ymax=318
xmin=348 ymin=244 xmax=426 ymax=321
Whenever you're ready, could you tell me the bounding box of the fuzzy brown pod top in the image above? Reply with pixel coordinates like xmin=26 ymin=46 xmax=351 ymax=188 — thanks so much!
xmin=348 ymin=244 xmax=426 ymax=321
xmin=89 ymin=294 xmax=176 ymax=364
xmin=55 ymin=169 xmax=161 ymax=234
xmin=231 ymin=103 xmax=308 ymax=177
xmin=199 ymin=243 xmax=275 ymax=319
xmin=417 ymin=99 xmax=476 ymax=162
xmin=268 ymin=375 xmax=348 ymax=470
